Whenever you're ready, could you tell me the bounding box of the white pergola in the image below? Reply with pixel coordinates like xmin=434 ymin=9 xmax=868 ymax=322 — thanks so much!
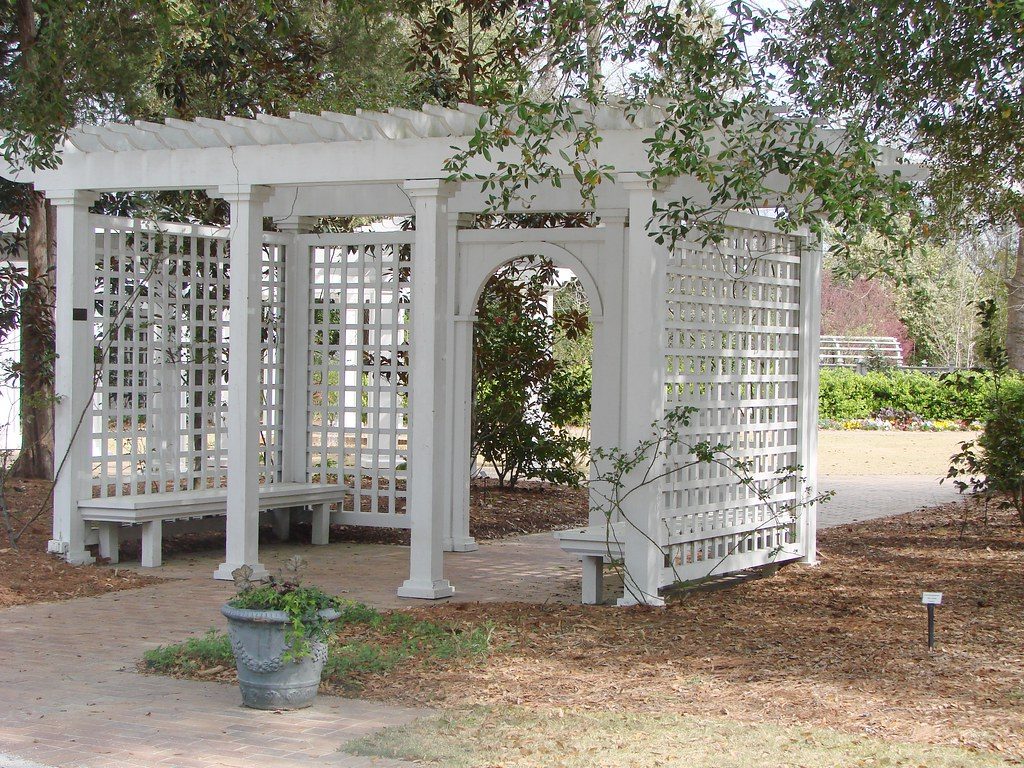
xmin=2 ymin=102 xmax=905 ymax=604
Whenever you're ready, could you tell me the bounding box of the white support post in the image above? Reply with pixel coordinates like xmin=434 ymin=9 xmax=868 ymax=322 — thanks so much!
xmin=581 ymin=556 xmax=604 ymax=605
xmin=397 ymin=179 xmax=456 ymax=599
xmin=49 ymin=190 xmax=99 ymax=565
xmin=97 ymin=523 xmax=119 ymax=564
xmin=443 ymin=211 xmax=477 ymax=553
xmin=590 ymin=209 xmax=627 ymax=527
xmin=140 ymin=520 xmax=163 ymax=568
xmin=278 ymin=216 xmax=315 ymax=487
xmin=617 ymin=176 xmax=667 ymax=607
xmin=213 ymin=185 xmax=272 ymax=581
xmin=797 ymin=235 xmax=824 ymax=565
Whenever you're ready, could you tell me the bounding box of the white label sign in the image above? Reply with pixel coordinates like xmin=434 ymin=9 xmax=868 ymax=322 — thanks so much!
xmin=922 ymin=592 xmax=943 ymax=605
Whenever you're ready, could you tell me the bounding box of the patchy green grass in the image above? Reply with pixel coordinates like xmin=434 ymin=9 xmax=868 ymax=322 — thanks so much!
xmin=140 ymin=601 xmax=495 ymax=690
xmin=324 ymin=603 xmax=496 ymax=691
xmin=143 ymin=630 xmax=234 ymax=674
xmin=345 ymin=706 xmax=1012 ymax=768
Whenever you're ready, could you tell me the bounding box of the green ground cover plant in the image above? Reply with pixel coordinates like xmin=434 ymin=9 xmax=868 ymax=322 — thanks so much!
xmin=143 ymin=630 xmax=234 ymax=675
xmin=141 ymin=601 xmax=495 ymax=692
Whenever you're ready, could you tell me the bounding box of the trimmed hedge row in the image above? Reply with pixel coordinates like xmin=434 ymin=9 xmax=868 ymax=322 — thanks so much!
xmin=817 ymin=368 xmax=997 ymax=422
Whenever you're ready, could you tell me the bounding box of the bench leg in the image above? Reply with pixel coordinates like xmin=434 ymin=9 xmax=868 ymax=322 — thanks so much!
xmin=97 ymin=524 xmax=120 ymax=564
xmin=141 ymin=520 xmax=163 ymax=568
xmin=272 ymin=508 xmax=291 ymax=542
xmin=311 ymin=503 xmax=329 ymax=546
xmin=581 ymin=556 xmax=604 ymax=605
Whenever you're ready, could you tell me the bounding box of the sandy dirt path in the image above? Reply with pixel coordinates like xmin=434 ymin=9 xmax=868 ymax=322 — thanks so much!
xmin=818 ymin=430 xmax=976 ymax=477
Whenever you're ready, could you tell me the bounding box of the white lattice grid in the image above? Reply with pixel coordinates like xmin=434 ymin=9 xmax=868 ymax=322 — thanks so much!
xmin=307 ymin=233 xmax=414 ymax=524
xmin=258 ymin=237 xmax=287 ymax=484
xmin=90 ymin=216 xmax=286 ymax=497
xmin=661 ymin=226 xmax=804 ymax=582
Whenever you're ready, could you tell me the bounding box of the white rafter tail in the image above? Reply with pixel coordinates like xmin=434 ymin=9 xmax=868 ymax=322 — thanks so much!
xmin=388 ymin=108 xmax=451 ymax=138
xmin=319 ymin=111 xmax=389 ymax=140
xmin=288 ymin=111 xmax=354 ymax=142
xmin=420 ymin=104 xmax=477 ymax=135
xmin=80 ymin=124 xmax=134 ymax=152
xmin=224 ymin=115 xmax=289 ymax=145
xmin=254 ymin=114 xmax=321 ymax=144
xmin=103 ymin=123 xmax=167 ymax=151
xmin=355 ymin=109 xmax=417 ymax=139
xmin=66 ymin=128 xmax=107 ymax=153
xmin=134 ymin=120 xmax=199 ymax=149
xmin=194 ymin=117 xmax=257 ymax=146
xmin=165 ymin=118 xmax=232 ymax=148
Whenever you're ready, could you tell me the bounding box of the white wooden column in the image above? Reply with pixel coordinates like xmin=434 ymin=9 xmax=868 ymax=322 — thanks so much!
xmin=278 ymin=216 xmax=314 ymax=485
xmin=48 ymin=190 xmax=99 ymax=564
xmin=618 ymin=175 xmax=667 ymax=607
xmin=213 ymin=185 xmax=271 ymax=581
xmin=444 ymin=211 xmax=477 ymax=552
xmin=589 ymin=209 xmax=627 ymax=527
xmin=797 ymin=235 xmax=824 ymax=565
xmin=397 ymin=180 xmax=455 ymax=599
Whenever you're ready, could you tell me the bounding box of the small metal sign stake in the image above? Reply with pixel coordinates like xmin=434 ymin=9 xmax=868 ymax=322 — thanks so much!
xmin=922 ymin=592 xmax=943 ymax=650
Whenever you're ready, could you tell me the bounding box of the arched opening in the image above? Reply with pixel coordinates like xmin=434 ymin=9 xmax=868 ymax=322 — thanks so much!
xmin=468 ymin=254 xmax=594 ymax=537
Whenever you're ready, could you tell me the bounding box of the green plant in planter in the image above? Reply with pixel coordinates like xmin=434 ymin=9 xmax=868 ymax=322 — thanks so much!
xmin=223 ymin=557 xmax=342 ymax=710
xmin=228 ymin=557 xmax=340 ymax=661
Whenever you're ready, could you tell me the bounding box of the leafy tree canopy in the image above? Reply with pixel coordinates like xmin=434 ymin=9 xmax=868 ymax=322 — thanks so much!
xmin=775 ymin=0 xmax=1023 ymax=230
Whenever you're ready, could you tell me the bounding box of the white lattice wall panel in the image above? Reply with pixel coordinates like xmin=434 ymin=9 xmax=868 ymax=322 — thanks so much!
xmin=306 ymin=233 xmax=414 ymax=527
xmin=90 ymin=216 xmax=286 ymax=497
xmin=259 ymin=237 xmax=287 ymax=484
xmin=661 ymin=225 xmax=805 ymax=583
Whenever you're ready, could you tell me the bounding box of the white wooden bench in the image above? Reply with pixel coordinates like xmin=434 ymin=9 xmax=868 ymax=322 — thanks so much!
xmin=79 ymin=482 xmax=340 ymax=567
xmin=554 ymin=522 xmax=625 ymax=605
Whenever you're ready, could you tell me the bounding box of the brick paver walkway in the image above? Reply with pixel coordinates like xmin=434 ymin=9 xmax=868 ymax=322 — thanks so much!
xmin=0 ymin=473 xmax=957 ymax=768
xmin=818 ymin=474 xmax=961 ymax=528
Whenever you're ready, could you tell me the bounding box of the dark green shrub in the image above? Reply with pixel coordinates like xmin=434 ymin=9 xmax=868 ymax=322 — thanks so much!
xmin=818 ymin=368 xmax=992 ymax=422
xmin=472 ymin=257 xmax=589 ymax=489
xmin=947 ymin=300 xmax=1024 ymax=524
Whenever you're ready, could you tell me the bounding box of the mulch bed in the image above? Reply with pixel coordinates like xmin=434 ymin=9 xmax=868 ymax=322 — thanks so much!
xmin=145 ymin=495 xmax=1024 ymax=761
xmin=0 ymin=479 xmax=158 ymax=608
xmin=341 ymin=498 xmax=1022 ymax=760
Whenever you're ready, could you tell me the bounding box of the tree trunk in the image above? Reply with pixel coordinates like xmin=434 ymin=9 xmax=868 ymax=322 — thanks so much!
xmin=1007 ymin=211 xmax=1024 ymax=372
xmin=12 ymin=190 xmax=55 ymax=478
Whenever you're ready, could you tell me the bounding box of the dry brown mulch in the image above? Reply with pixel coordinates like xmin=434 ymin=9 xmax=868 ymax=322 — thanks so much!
xmin=337 ymin=498 xmax=1024 ymax=760
xmin=0 ymin=479 xmax=158 ymax=608
xmin=326 ymin=478 xmax=589 ymax=545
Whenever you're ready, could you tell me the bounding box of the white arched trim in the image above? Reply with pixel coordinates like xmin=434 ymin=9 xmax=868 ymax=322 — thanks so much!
xmin=466 ymin=240 xmax=604 ymax=319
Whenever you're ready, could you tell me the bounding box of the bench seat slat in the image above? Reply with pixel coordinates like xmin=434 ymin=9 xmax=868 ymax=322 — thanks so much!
xmin=80 ymin=482 xmax=341 ymax=523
